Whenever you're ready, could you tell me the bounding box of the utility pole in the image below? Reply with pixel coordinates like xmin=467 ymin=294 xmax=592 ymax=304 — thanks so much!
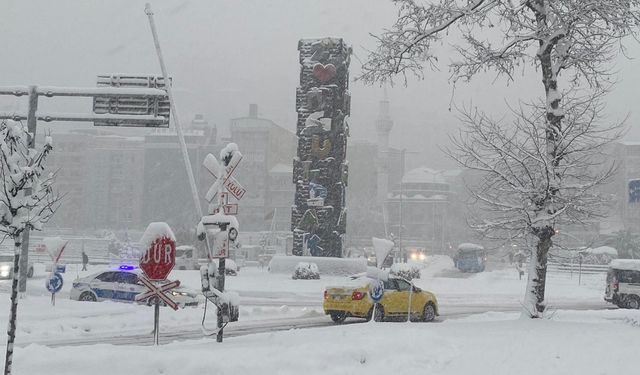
xmin=18 ymin=86 xmax=38 ymax=294
xmin=399 ymin=149 xmax=405 ymax=262
xmin=144 ymin=3 xmax=203 ymax=222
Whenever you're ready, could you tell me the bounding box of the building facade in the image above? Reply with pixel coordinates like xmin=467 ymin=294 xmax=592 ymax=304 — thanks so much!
xmin=228 ymin=104 xmax=297 ymax=232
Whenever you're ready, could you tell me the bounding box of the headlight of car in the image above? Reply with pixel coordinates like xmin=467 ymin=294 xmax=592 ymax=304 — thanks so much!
xmin=410 ymin=253 xmax=418 ymax=260
xmin=171 ymin=291 xmax=191 ymax=297
xmin=0 ymin=265 xmax=11 ymax=275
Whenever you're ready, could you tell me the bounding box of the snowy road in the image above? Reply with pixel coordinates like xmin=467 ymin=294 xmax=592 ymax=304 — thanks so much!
xmin=13 ymin=299 xmax=613 ymax=348
xmin=2 ymin=260 xmax=615 ymax=349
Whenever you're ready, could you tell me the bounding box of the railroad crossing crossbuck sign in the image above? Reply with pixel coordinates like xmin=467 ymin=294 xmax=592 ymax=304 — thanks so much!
xmin=135 ymin=275 xmax=180 ymax=311
xmin=203 ymin=153 xmax=246 ymax=207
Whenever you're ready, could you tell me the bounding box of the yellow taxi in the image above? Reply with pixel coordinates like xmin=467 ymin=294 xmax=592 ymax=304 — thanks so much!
xmin=323 ymin=276 xmax=438 ymax=323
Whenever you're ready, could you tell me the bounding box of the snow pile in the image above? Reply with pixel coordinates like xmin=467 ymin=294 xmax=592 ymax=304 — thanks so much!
xmin=7 ymin=309 xmax=640 ymax=375
xmin=420 ymin=255 xmax=456 ymax=277
xmin=268 ymin=255 xmax=366 ymax=276
xmin=138 ymin=222 xmax=176 ymax=252
xmin=609 ymin=259 xmax=640 ymax=272
xmin=584 ymin=246 xmax=617 ymax=256
xmin=371 ymin=237 xmax=394 ymax=268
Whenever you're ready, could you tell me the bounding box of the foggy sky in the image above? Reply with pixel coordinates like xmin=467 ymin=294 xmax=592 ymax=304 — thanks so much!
xmin=1 ymin=0 xmax=638 ymax=170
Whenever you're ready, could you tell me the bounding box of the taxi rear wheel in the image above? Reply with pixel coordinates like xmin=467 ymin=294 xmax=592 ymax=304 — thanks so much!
xmin=423 ymin=303 xmax=436 ymax=322
xmin=330 ymin=312 xmax=347 ymax=324
xmin=79 ymin=292 xmax=97 ymax=302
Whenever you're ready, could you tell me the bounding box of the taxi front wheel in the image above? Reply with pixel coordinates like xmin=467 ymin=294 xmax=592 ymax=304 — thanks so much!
xmin=423 ymin=303 xmax=436 ymax=322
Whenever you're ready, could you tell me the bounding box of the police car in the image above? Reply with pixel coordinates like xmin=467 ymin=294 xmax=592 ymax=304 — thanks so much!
xmin=69 ymin=265 xmax=200 ymax=308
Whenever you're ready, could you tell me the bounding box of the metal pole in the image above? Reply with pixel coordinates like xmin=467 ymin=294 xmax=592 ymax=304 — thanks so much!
xmin=579 ymin=255 xmax=582 ymax=286
xmin=407 ymin=279 xmax=413 ymax=323
xmin=144 ymin=4 xmax=203 ymax=221
xmin=399 ymin=149 xmax=405 ymax=263
xmin=153 ymin=300 xmax=160 ymax=345
xmin=18 ymin=85 xmax=38 ymax=294
xmin=217 ymin=257 xmax=225 ymax=343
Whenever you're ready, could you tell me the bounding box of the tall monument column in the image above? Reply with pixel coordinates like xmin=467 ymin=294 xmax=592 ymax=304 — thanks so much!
xmin=291 ymin=38 xmax=351 ymax=257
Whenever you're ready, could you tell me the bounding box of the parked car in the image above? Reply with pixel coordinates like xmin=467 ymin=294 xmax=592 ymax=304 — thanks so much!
xmin=323 ymin=276 xmax=438 ymax=323
xmin=0 ymin=254 xmax=34 ymax=279
xmin=69 ymin=266 xmax=200 ymax=308
xmin=453 ymin=243 xmax=487 ymax=272
xmin=605 ymin=259 xmax=640 ymax=309
xmin=292 ymin=262 xmax=320 ymax=280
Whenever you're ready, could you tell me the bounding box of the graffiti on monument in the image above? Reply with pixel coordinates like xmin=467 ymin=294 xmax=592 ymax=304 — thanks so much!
xmin=291 ymin=38 xmax=351 ymax=257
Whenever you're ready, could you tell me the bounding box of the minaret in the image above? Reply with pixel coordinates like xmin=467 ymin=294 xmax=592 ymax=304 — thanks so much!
xmin=375 ymin=89 xmax=394 ymax=205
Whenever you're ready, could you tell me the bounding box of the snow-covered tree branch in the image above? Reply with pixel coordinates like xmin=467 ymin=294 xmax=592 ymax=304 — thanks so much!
xmin=362 ymin=0 xmax=640 ymax=318
xmin=2 ymin=119 xmax=59 ymax=375
xmin=447 ymin=90 xmax=622 ymax=315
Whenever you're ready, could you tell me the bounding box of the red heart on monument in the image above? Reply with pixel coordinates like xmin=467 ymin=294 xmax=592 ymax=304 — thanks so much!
xmin=313 ymin=63 xmax=337 ymax=83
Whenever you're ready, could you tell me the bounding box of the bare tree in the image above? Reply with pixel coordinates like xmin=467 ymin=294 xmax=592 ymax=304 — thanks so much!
xmin=2 ymin=120 xmax=59 ymax=375
xmin=448 ymin=91 xmax=621 ymax=315
xmin=361 ymin=0 xmax=640 ymax=317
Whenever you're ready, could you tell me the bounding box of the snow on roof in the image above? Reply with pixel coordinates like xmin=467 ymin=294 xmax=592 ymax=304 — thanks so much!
xmin=269 ymin=163 xmax=292 ymax=174
xmin=583 ymin=246 xmax=618 ymax=256
xmin=458 ymin=243 xmax=484 ymax=251
xmin=428 ymin=194 xmax=447 ymax=200
xmin=609 ymin=259 xmax=640 ymax=272
xmin=403 ymin=167 xmax=447 ymax=184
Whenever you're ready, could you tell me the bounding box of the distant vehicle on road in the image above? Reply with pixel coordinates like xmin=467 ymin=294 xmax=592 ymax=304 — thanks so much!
xmin=175 ymin=245 xmax=198 ymax=270
xmin=292 ymin=262 xmax=320 ymax=280
xmin=323 ymin=276 xmax=438 ymax=323
xmin=454 ymin=243 xmax=487 ymax=273
xmin=69 ymin=266 xmax=199 ymax=308
xmin=0 ymin=254 xmax=34 ymax=279
xmin=605 ymin=259 xmax=640 ymax=309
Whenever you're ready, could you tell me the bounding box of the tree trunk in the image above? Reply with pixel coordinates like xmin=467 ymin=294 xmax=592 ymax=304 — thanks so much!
xmin=523 ymin=228 xmax=553 ymax=318
xmin=522 ymin=2 xmax=563 ymax=318
xmin=4 ymin=241 xmax=21 ymax=375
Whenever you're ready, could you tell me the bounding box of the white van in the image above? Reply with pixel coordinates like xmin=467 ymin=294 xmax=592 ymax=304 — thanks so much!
xmin=604 ymin=259 xmax=640 ymax=309
xmin=175 ymin=245 xmax=198 ymax=270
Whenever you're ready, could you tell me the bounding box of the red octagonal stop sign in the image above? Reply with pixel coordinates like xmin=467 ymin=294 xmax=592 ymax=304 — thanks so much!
xmin=140 ymin=236 xmax=176 ymax=281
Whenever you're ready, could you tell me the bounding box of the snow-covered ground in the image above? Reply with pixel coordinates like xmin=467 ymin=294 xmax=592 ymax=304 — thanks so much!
xmin=2 ymin=256 xmax=635 ymax=374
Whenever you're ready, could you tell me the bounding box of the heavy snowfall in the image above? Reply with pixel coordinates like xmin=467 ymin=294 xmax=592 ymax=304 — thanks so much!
xmin=2 ymin=1 xmax=640 ymax=374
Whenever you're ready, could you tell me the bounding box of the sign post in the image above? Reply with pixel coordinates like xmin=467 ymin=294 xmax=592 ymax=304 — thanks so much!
xmin=137 ymin=222 xmax=179 ymax=345
xmin=41 ymin=237 xmax=68 ymax=306
xmin=45 ymin=273 xmax=64 ymax=306
xmin=198 ymin=143 xmax=243 ymax=342
xmin=368 ymin=279 xmax=385 ymax=323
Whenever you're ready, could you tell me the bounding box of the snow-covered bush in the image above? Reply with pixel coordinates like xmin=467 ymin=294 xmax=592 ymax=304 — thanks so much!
xmin=269 ymin=255 xmax=366 ymax=276
xmin=292 ymin=262 xmax=320 ymax=280
xmin=390 ymin=263 xmax=421 ymax=281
